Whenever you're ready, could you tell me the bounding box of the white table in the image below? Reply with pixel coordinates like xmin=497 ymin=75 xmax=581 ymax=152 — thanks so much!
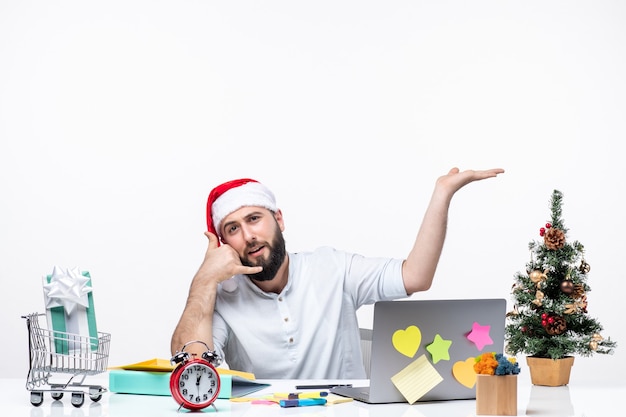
xmin=2 ymin=373 xmax=624 ymax=416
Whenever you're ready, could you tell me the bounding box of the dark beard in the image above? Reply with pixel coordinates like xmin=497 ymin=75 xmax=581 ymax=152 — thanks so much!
xmin=241 ymin=227 xmax=286 ymax=282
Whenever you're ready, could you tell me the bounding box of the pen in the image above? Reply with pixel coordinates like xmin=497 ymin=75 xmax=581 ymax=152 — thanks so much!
xmin=274 ymin=391 xmax=329 ymax=399
xmin=295 ymin=383 xmax=352 ymax=389
xmin=279 ymin=398 xmax=327 ymax=408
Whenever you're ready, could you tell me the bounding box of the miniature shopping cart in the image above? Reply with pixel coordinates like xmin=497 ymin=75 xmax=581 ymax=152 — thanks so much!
xmin=22 ymin=313 xmax=111 ymax=407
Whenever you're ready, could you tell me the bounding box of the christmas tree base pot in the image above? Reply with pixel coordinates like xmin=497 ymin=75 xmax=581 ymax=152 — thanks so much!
xmin=526 ymin=356 xmax=574 ymax=386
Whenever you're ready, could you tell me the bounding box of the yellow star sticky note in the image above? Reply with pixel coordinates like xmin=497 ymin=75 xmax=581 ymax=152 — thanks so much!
xmin=390 ymin=354 xmax=444 ymax=404
xmin=425 ymin=334 xmax=452 ymax=364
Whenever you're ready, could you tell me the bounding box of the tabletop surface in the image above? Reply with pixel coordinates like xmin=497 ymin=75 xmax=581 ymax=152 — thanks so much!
xmin=2 ymin=372 xmax=624 ymax=417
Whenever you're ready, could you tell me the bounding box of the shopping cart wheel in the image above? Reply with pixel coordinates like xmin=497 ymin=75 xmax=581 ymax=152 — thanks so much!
xmin=89 ymin=386 xmax=103 ymax=402
xmin=70 ymin=392 xmax=85 ymax=408
xmin=30 ymin=391 xmax=44 ymax=407
xmin=51 ymin=385 xmax=64 ymax=400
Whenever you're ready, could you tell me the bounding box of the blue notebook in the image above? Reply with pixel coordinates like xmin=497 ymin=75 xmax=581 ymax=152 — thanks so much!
xmin=109 ymin=369 xmax=270 ymax=398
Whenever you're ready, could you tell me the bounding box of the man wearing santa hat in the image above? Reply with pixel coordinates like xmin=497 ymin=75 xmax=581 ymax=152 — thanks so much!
xmin=171 ymin=167 xmax=504 ymax=379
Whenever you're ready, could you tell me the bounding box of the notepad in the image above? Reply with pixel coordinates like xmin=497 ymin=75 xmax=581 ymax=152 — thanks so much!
xmin=390 ymin=354 xmax=443 ymax=404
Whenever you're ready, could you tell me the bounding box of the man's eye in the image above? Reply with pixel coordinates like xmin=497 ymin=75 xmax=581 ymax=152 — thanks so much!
xmin=227 ymin=225 xmax=239 ymax=234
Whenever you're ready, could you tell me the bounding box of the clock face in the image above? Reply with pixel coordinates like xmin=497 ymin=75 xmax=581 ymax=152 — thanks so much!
xmin=171 ymin=360 xmax=220 ymax=410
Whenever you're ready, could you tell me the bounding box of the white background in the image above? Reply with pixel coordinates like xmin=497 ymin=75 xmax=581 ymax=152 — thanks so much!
xmin=1 ymin=1 xmax=624 ymax=382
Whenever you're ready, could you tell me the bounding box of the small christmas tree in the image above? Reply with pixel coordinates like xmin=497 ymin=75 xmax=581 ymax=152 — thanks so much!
xmin=505 ymin=190 xmax=616 ymax=359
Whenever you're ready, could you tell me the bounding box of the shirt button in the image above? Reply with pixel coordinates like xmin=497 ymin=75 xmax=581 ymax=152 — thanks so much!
xmin=278 ymin=297 xmax=283 ymax=302
xmin=284 ymin=317 xmax=289 ymax=322
xmin=289 ymin=337 xmax=294 ymax=343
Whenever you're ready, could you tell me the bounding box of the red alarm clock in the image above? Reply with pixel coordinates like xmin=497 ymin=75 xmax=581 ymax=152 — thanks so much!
xmin=170 ymin=340 xmax=222 ymax=411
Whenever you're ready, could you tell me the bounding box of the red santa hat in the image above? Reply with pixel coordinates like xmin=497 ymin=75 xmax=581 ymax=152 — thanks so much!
xmin=206 ymin=178 xmax=277 ymax=245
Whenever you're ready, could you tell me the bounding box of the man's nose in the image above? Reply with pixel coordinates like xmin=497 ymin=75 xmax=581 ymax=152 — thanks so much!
xmin=241 ymin=225 xmax=256 ymax=242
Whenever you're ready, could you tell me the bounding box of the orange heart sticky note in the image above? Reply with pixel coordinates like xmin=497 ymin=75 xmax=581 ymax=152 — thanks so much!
xmin=392 ymin=325 xmax=422 ymax=358
xmin=452 ymin=357 xmax=477 ymax=388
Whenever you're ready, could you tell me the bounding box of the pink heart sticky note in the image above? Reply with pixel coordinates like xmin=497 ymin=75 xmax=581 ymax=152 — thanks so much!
xmin=392 ymin=325 xmax=422 ymax=358
xmin=452 ymin=357 xmax=477 ymax=388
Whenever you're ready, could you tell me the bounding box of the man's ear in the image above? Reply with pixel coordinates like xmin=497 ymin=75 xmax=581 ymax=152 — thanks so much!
xmin=274 ymin=209 xmax=285 ymax=231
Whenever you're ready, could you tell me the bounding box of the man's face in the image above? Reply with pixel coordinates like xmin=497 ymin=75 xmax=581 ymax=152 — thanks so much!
xmin=241 ymin=222 xmax=286 ymax=282
xmin=220 ymin=206 xmax=286 ymax=282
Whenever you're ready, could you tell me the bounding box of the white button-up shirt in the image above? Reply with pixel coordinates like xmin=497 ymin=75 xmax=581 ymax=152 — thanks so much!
xmin=212 ymin=246 xmax=407 ymax=379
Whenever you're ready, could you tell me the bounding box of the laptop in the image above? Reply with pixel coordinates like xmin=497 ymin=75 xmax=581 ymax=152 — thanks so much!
xmin=331 ymin=298 xmax=506 ymax=404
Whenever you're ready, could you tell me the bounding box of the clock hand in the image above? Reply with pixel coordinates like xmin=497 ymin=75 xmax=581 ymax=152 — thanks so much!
xmin=196 ymin=373 xmax=202 ymax=397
